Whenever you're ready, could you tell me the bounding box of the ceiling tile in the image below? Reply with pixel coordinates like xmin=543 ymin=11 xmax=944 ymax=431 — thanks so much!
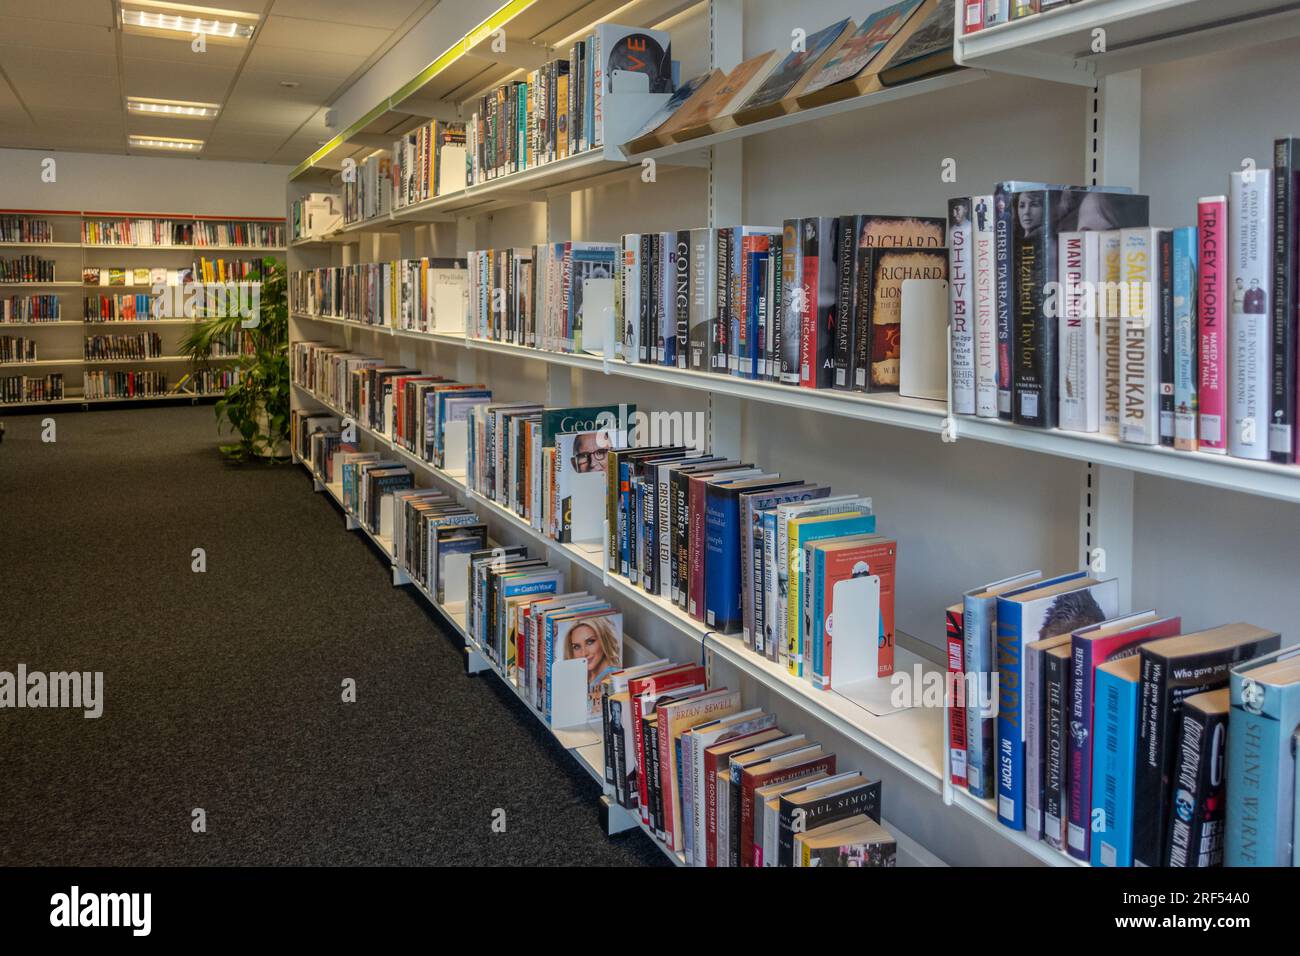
xmin=122 ymin=57 xmax=232 ymax=102
xmin=266 ymin=0 xmax=425 ymax=30
xmin=120 ymin=33 xmax=249 ymax=69
xmin=0 ymin=45 xmax=118 ymax=79
xmin=13 ymin=73 xmax=122 ymax=111
xmin=0 ymin=18 xmax=116 ymax=54
xmin=242 ymin=43 xmax=366 ymax=79
xmin=1 ymin=0 xmax=113 ymax=26
xmin=232 ymin=71 xmax=340 ymax=103
xmin=255 ymin=16 xmax=391 ymax=56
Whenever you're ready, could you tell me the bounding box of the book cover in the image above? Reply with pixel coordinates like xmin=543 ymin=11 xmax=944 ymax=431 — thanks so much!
xmin=734 ymin=19 xmax=854 ymax=122
xmin=776 ymin=772 xmax=881 ymax=867
xmin=948 ymin=197 xmax=976 ymax=415
xmin=879 ymin=0 xmax=957 ymax=87
xmin=785 ymin=510 xmax=876 ymax=677
xmin=811 ymin=535 xmax=896 ymax=682
xmin=1226 ymin=646 xmax=1300 ymax=866
xmin=1134 ymin=624 xmax=1282 ymax=866
xmin=800 ymin=816 xmax=896 ymax=866
xmin=598 ymin=24 xmax=672 ymax=94
xmin=797 ymin=0 xmax=925 ymax=106
xmin=860 ymin=247 xmax=948 ymax=392
xmin=671 ymin=50 xmax=784 ymax=140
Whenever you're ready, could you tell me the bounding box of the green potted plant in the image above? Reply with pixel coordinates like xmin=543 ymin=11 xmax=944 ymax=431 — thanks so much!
xmin=181 ymin=258 xmax=290 ymax=461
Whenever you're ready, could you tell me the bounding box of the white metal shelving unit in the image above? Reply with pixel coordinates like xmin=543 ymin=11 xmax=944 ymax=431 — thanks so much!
xmin=287 ymin=0 xmax=1300 ymax=868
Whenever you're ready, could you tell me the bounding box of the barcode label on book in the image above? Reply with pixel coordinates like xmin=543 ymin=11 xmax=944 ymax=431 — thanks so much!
xmin=968 ymin=767 xmax=981 ymax=791
xmin=1019 ymin=392 xmax=1038 ymax=418
xmin=1101 ymin=841 xmax=1117 ymax=867
xmin=835 ymin=369 xmax=845 ymax=386
xmin=966 ymin=6 xmax=982 ymax=25
xmin=1269 ymin=424 xmax=1293 ymax=453
xmin=801 ymin=362 xmax=810 ymax=378
xmin=855 ymin=368 xmax=866 ymax=388
xmin=1200 ymin=414 xmax=1222 ymax=442
xmin=1068 ymin=822 xmax=1085 ymax=851
xmin=998 ymin=795 xmax=1015 ymax=820
xmin=951 ymin=751 xmax=967 ymax=777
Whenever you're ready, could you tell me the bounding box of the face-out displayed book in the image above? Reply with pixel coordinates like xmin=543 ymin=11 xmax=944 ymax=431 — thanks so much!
xmin=731 ymin=18 xmax=856 ymax=125
xmin=796 ymin=0 xmax=928 ymax=109
xmin=666 ymin=49 xmax=786 ymax=141
xmin=598 ymin=660 xmax=890 ymax=866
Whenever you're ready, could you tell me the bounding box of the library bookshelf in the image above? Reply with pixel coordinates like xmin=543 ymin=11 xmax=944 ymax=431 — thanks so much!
xmin=288 ymin=0 xmax=1300 ymax=866
xmin=1 ymin=209 xmax=285 ymax=408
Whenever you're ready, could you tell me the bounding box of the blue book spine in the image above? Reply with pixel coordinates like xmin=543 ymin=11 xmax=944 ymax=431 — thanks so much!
xmin=962 ymin=594 xmax=995 ymax=799
xmin=1172 ymin=227 xmax=1198 ymax=448
xmin=703 ymin=489 xmax=743 ymax=633
xmin=995 ymin=596 xmax=1026 ymax=828
xmin=1091 ymin=666 xmax=1138 ymax=866
xmin=633 ymin=478 xmax=646 ymax=584
xmin=617 ymin=461 xmax=631 ymax=576
xmin=811 ymin=548 xmax=827 ymax=684
xmin=544 ymin=616 xmax=555 ymax=722
xmin=1227 ymin=653 xmax=1300 ymax=866
xmin=730 ymin=227 xmax=742 ymax=375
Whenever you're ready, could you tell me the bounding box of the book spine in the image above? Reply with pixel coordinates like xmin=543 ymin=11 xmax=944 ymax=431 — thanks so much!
xmin=833 ymin=217 xmax=857 ymax=390
xmin=1065 ymin=639 xmax=1093 ymax=859
xmin=946 ymin=606 xmax=968 ymax=787
xmin=1173 ymin=227 xmax=1199 ymax=451
xmin=995 ymin=599 xmax=1025 ymax=827
xmin=973 ymin=196 xmax=998 ymax=417
xmin=689 ymin=229 xmax=710 ymax=371
xmin=950 ymin=200 xmax=976 ymax=414
xmin=1158 ymin=228 xmax=1176 ymax=446
xmin=1226 ymin=691 xmax=1283 ymax=866
xmin=1228 ymin=169 xmax=1273 ymax=460
xmin=1025 ymin=643 xmax=1045 ymax=840
xmin=1166 ymin=704 xmax=1225 ymax=867
xmin=713 ymin=228 xmax=731 ymax=374
xmin=962 ymin=595 xmax=995 ymax=799
xmin=799 ymin=220 xmax=818 ymax=388
xmin=1121 ymin=228 xmax=1159 ymax=445
xmin=1198 ymin=198 xmax=1228 ymax=452
xmin=963 ymin=0 xmax=985 ymax=33
xmin=1132 ymin=652 xmax=1168 ymax=867
xmin=851 ymin=243 xmax=876 ymax=392
xmin=1042 ymin=648 xmax=1068 ymax=849
xmin=1091 ymin=668 xmax=1136 ymax=866
xmin=1057 ymin=231 xmax=1089 ymax=431
xmin=1012 ymin=194 xmax=1057 ymax=428
xmin=994 ymin=183 xmax=1016 ymax=419
xmin=780 ymin=219 xmax=801 ymax=384
xmin=1272 ymin=139 xmax=1299 ymax=462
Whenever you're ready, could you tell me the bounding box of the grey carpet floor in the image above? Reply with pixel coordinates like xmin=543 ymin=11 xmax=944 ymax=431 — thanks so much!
xmin=0 ymin=403 xmax=667 ymax=866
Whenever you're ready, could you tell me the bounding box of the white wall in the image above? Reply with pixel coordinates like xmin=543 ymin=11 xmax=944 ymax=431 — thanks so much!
xmin=0 ymin=147 xmax=291 ymax=217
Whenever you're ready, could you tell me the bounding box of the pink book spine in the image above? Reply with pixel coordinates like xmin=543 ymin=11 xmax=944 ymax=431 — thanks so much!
xmin=1198 ymin=196 xmax=1228 ymax=454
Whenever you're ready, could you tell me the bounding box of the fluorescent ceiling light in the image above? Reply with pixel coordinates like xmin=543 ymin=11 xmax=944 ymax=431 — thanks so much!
xmin=127 ymin=97 xmax=220 ymax=119
xmin=120 ymin=1 xmax=258 ymax=40
xmin=129 ymin=135 xmax=205 ymax=152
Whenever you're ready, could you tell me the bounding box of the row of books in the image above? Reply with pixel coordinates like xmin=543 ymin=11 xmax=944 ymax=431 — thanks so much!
xmin=465 ymin=23 xmax=669 ymax=186
xmin=289 ymin=342 xmax=483 ymax=471
xmin=1 ymin=256 xmax=56 ymax=283
xmin=83 ymin=259 xmax=267 ymax=287
xmin=600 ymin=658 xmax=894 ymax=866
xmin=82 ymin=370 xmax=168 ymax=399
xmin=291 ymin=403 xmax=900 ymax=867
xmin=0 ymin=216 xmax=54 ymax=244
xmin=389 ymin=121 xmax=466 ymax=209
xmin=946 ymin=569 xmax=1297 ymax=867
xmin=625 ymin=0 xmax=953 ymax=154
xmin=342 ymin=153 xmax=391 ymax=225
xmin=80 ymin=218 xmax=286 ymax=248
xmin=0 ymin=335 xmax=38 ymax=364
xmin=181 ymin=368 xmax=240 ymax=395
xmin=206 ymin=331 xmax=248 ymax=358
xmin=949 ymin=144 xmax=1300 ymax=464
xmin=1 ymin=296 xmax=60 ymax=322
xmin=83 ymin=332 xmax=164 ymax=360
xmin=961 ymin=0 xmax=1077 ymax=34
xmin=85 ymin=294 xmax=162 ymax=322
xmin=465 ymin=212 xmax=946 ymax=393
xmin=0 ymin=372 xmax=62 ymax=404
xmin=287 ymin=259 xmax=468 ymax=334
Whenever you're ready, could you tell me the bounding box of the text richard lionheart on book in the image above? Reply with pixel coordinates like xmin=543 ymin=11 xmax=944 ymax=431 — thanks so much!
xmin=890 ymin=663 xmax=997 ymax=715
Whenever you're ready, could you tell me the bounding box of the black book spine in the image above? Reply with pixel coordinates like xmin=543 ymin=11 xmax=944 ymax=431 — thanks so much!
xmin=852 ymin=246 xmax=877 ymax=392
xmin=642 ymin=468 xmax=657 ymax=593
xmin=1043 ymin=650 xmax=1069 ymax=849
xmin=1158 ymin=229 xmax=1176 ymax=447
xmin=1133 ymin=651 xmax=1168 ymax=867
xmin=667 ymin=471 xmax=680 ymax=605
xmin=1272 ymin=138 xmax=1299 ymax=463
xmin=609 ymin=698 xmax=627 ymax=806
xmin=714 ymin=228 xmax=732 ymax=374
xmin=1165 ymin=703 xmax=1227 ymax=867
xmin=638 ymin=234 xmax=651 ymax=362
xmin=833 ymin=216 xmax=857 ymax=390
xmin=1012 ymin=192 xmax=1058 ymax=428
xmin=676 ymin=229 xmax=690 ymax=368
xmin=675 ymin=472 xmax=691 ymax=609
xmin=647 ymin=719 xmax=664 ymax=838
xmin=770 ymin=234 xmax=784 ymax=383
xmin=994 ymin=183 xmax=1016 ymax=419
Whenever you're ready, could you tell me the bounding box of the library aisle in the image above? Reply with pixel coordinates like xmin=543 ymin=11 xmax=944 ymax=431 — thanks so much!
xmin=0 ymin=406 xmax=664 ymax=867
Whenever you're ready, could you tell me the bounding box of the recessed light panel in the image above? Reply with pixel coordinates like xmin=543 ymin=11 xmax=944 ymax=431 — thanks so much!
xmin=127 ymin=97 xmax=220 ymax=119
xmin=120 ymin=1 xmax=258 ymax=41
xmin=128 ymin=135 xmax=205 ymax=152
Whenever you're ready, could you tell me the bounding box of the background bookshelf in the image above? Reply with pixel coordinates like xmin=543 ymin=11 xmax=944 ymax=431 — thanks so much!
xmin=287 ymin=0 xmax=1300 ymax=866
xmin=0 ymin=208 xmax=285 ymax=408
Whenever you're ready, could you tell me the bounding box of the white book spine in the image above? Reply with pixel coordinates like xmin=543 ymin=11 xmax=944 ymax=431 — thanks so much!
xmin=1120 ymin=227 xmax=1159 ymax=445
xmin=1098 ymin=231 xmax=1124 ymax=437
xmin=972 ymin=195 xmax=998 ymax=418
xmin=1228 ymin=170 xmax=1273 ymax=460
xmin=1057 ymin=230 xmax=1092 ymax=432
xmin=948 ymin=199 xmax=976 ymax=415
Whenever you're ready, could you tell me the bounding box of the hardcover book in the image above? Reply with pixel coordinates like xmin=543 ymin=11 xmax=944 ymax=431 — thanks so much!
xmin=733 ymin=19 xmax=855 ymax=124
xmin=1091 ymin=655 xmax=1142 ymax=867
xmin=946 ymin=603 xmax=968 ymax=788
xmin=796 ymin=0 xmax=926 ymax=108
xmin=1166 ymin=687 xmax=1229 ymax=867
xmin=775 ymin=772 xmax=880 ymax=867
xmin=948 ymin=197 xmax=976 ymax=415
xmin=1198 ymin=197 xmax=1228 ymax=453
xmin=1227 ymin=169 xmax=1273 ymax=461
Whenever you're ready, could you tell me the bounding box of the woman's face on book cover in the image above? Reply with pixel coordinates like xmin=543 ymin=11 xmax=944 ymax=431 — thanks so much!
xmin=567 ymin=623 xmax=605 ymax=675
xmin=1017 ymin=193 xmax=1044 ymax=235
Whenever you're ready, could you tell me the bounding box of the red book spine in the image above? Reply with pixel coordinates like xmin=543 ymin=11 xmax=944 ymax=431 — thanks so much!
xmin=946 ymin=605 xmax=968 ymax=787
xmin=741 ymin=756 xmax=835 ymax=866
xmin=704 ymin=752 xmax=721 ymax=867
xmin=1197 ymin=197 xmax=1228 ymax=453
xmin=688 ymin=478 xmax=708 ymax=621
xmin=963 ymin=0 xmax=985 ymax=33
xmin=799 ymin=254 xmax=819 ymax=388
